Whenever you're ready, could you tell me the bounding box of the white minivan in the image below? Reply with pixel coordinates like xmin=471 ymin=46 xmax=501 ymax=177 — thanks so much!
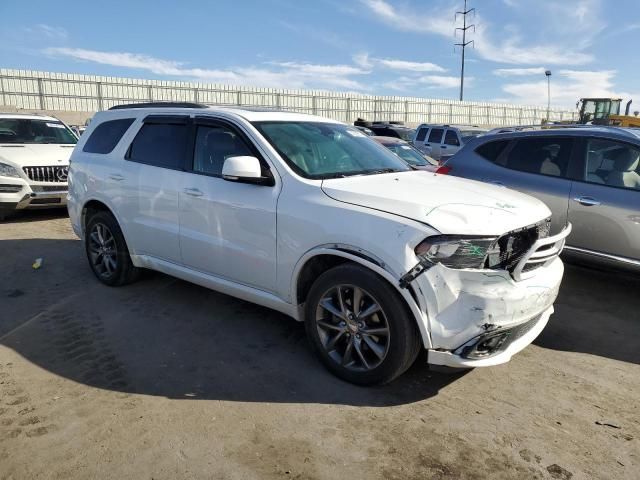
xmin=412 ymin=124 xmax=487 ymax=161
xmin=68 ymin=102 xmax=570 ymax=385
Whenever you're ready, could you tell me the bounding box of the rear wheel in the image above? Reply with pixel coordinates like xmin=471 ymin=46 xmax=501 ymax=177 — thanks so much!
xmin=85 ymin=211 xmax=140 ymax=286
xmin=305 ymin=263 xmax=421 ymax=385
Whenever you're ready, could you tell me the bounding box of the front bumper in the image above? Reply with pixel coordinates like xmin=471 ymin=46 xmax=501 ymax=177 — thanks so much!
xmin=0 ymin=177 xmax=68 ymax=211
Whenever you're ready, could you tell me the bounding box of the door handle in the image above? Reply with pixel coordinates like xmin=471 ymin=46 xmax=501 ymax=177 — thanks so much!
xmin=425 ymin=143 xmax=431 ymax=146
xmin=109 ymin=174 xmax=124 ymax=181
xmin=183 ymin=188 xmax=204 ymax=197
xmin=441 ymin=145 xmax=448 ymax=149
xmin=573 ymin=196 xmax=601 ymax=206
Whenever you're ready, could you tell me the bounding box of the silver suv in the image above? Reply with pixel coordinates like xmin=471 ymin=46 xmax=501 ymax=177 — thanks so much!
xmin=445 ymin=127 xmax=640 ymax=272
xmin=412 ymin=124 xmax=487 ymax=161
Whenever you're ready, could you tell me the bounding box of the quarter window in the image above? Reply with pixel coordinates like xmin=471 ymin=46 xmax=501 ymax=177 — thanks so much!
xmin=584 ymin=138 xmax=640 ymax=190
xmin=503 ymin=137 xmax=573 ymax=177
xmin=427 ymin=128 xmax=444 ymax=144
xmin=444 ymin=129 xmax=460 ymax=146
xmin=193 ymin=125 xmax=253 ymax=176
xmin=83 ymin=118 xmax=135 ymax=154
xmin=128 ymin=122 xmax=188 ymax=170
xmin=475 ymin=140 xmax=510 ymax=162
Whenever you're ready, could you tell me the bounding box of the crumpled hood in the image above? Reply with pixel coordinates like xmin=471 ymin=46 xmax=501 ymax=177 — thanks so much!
xmin=0 ymin=144 xmax=74 ymax=167
xmin=321 ymin=170 xmax=551 ymax=236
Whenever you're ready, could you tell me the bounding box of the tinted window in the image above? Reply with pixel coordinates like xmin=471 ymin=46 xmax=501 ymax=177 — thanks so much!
xmin=476 ymin=140 xmax=510 ymax=162
xmin=444 ymin=129 xmax=460 ymax=146
xmin=584 ymin=138 xmax=640 ymax=190
xmin=503 ymin=137 xmax=573 ymax=177
xmin=427 ymin=128 xmax=444 ymax=143
xmin=128 ymin=123 xmax=188 ymax=169
xmin=83 ymin=118 xmax=134 ymax=154
xmin=415 ymin=128 xmax=428 ymax=142
xmin=193 ymin=125 xmax=253 ymax=176
xmin=0 ymin=118 xmax=77 ymax=145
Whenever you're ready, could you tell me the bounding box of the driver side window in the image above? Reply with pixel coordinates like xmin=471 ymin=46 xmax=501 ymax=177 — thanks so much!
xmin=193 ymin=124 xmax=253 ymax=176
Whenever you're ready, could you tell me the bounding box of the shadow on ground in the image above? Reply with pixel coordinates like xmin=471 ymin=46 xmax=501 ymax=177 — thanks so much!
xmin=1 ymin=236 xmax=638 ymax=407
xmin=0 ymin=207 xmax=68 ymax=224
xmin=1 ymin=237 xmax=465 ymax=407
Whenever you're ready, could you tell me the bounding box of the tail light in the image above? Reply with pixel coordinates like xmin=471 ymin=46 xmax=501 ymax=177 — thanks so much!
xmin=435 ymin=165 xmax=451 ymax=174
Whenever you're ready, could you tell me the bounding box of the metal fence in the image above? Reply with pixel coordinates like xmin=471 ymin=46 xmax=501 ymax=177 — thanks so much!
xmin=0 ymin=68 xmax=577 ymax=126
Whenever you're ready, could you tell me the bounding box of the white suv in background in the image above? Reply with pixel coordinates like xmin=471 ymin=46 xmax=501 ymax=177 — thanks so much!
xmin=0 ymin=113 xmax=77 ymax=220
xmin=68 ymin=102 xmax=570 ymax=385
xmin=412 ymin=124 xmax=487 ymax=162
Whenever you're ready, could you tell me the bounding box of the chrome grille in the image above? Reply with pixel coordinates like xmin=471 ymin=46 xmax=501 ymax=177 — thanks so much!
xmin=23 ymin=166 xmax=69 ymax=183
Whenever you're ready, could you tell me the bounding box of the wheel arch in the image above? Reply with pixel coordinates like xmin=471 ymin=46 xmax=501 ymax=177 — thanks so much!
xmin=292 ymin=246 xmax=432 ymax=348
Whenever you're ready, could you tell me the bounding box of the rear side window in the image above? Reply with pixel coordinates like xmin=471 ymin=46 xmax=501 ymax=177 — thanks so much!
xmin=128 ymin=122 xmax=188 ymax=170
xmin=444 ymin=129 xmax=460 ymax=146
xmin=428 ymin=128 xmax=444 ymax=144
xmin=476 ymin=140 xmax=510 ymax=162
xmin=415 ymin=128 xmax=428 ymax=142
xmin=83 ymin=118 xmax=135 ymax=154
xmin=503 ymin=137 xmax=573 ymax=177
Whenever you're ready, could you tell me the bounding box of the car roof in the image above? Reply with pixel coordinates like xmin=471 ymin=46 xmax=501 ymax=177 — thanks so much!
xmin=372 ymin=136 xmax=408 ymax=145
xmin=0 ymin=113 xmax=60 ymax=122
xmin=415 ymin=124 xmax=485 ymax=130
xmin=477 ymin=126 xmax=640 ymax=143
xmin=101 ymin=103 xmax=341 ymax=124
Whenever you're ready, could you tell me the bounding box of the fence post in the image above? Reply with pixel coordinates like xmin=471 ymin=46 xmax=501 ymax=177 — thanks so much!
xmin=147 ymin=85 xmax=153 ymax=102
xmin=486 ymin=105 xmax=490 ymax=125
xmin=346 ymin=97 xmax=351 ymax=123
xmin=312 ymin=95 xmax=317 ymax=115
xmin=533 ymin=108 xmax=538 ymax=124
xmin=0 ymin=74 xmax=6 ymax=107
xmin=276 ymin=92 xmax=281 ymax=109
xmin=193 ymin=87 xmax=199 ymax=103
xmin=404 ymin=100 xmax=409 ymax=124
xmin=37 ymin=77 xmax=45 ymax=110
xmin=237 ymin=90 xmax=242 ymax=106
xmin=96 ymin=81 xmax=104 ymax=111
xmin=427 ymin=101 xmax=432 ymax=123
xmin=448 ymin=103 xmax=453 ymax=124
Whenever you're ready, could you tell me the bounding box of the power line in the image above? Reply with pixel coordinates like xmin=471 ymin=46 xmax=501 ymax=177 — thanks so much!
xmin=455 ymin=0 xmax=475 ymax=102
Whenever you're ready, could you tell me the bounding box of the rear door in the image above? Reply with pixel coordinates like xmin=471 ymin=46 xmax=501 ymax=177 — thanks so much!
xmin=471 ymin=136 xmax=575 ymax=234
xmin=178 ymin=116 xmax=279 ymax=291
xmin=424 ymin=127 xmax=444 ymax=160
xmin=567 ymin=137 xmax=640 ymax=261
xmin=118 ymin=115 xmax=190 ymax=263
xmin=441 ymin=128 xmax=462 ymax=158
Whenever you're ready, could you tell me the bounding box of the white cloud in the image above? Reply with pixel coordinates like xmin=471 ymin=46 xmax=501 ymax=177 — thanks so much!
xmin=493 ymin=67 xmax=547 ymax=77
xmin=353 ymin=53 xmax=445 ymax=72
xmin=385 ymin=74 xmax=467 ymax=91
xmin=417 ymin=75 xmax=463 ymax=88
xmin=500 ymin=69 xmax=639 ymax=108
xmin=360 ymin=0 xmax=594 ymax=65
xmin=25 ymin=24 xmax=68 ymax=39
xmin=43 ymin=47 xmax=369 ymax=92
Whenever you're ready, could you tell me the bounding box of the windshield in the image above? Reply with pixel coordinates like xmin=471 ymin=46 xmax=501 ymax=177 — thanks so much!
xmin=459 ymin=129 xmax=487 ymax=144
xmin=0 ymin=118 xmax=78 ymax=144
xmin=396 ymin=128 xmax=415 ymax=141
xmin=253 ymin=121 xmax=410 ymax=179
xmin=384 ymin=143 xmax=437 ymax=167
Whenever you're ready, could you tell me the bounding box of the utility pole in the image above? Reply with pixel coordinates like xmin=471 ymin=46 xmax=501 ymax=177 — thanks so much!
xmin=455 ymin=0 xmax=475 ymax=102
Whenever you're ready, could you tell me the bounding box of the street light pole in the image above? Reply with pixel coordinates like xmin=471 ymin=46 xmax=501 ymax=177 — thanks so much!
xmin=545 ymin=70 xmax=552 ymax=121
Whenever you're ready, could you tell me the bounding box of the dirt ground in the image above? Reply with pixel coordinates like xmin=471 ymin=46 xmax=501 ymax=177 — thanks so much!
xmin=0 ymin=210 xmax=638 ymax=480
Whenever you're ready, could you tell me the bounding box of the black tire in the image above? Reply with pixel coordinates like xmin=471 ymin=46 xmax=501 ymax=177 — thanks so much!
xmin=85 ymin=211 xmax=140 ymax=286
xmin=305 ymin=263 xmax=421 ymax=385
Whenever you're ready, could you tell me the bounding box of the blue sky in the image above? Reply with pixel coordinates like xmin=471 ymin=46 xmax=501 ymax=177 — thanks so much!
xmin=1 ymin=0 xmax=638 ymax=108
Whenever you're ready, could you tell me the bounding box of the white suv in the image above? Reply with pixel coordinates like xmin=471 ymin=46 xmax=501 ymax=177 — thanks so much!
xmin=412 ymin=124 xmax=487 ymax=162
xmin=68 ymin=102 xmax=571 ymax=385
xmin=0 ymin=113 xmax=77 ymax=220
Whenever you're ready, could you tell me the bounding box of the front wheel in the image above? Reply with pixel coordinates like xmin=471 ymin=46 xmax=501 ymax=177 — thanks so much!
xmin=305 ymin=264 xmax=421 ymax=385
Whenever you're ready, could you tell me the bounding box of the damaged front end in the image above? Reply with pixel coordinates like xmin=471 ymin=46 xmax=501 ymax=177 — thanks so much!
xmin=400 ymin=219 xmax=572 ymax=367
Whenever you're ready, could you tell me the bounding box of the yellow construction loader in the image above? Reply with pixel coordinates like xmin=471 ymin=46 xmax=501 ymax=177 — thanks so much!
xmin=577 ymin=98 xmax=640 ymax=127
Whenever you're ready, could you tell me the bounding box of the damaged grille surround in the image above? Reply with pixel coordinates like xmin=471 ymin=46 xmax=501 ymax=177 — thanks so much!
xmin=400 ymin=218 xmax=571 ymax=287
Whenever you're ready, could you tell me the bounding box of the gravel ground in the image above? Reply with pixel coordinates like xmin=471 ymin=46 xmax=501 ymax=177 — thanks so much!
xmin=0 ymin=210 xmax=638 ymax=480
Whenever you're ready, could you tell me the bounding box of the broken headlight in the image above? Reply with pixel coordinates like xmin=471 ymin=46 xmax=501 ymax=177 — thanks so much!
xmin=414 ymin=235 xmax=498 ymax=269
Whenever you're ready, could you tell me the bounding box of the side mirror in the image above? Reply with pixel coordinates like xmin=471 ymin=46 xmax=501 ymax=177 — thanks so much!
xmin=222 ymin=156 xmax=274 ymax=186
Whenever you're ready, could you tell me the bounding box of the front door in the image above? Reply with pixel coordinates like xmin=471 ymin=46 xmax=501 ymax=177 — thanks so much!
xmin=178 ymin=118 xmax=279 ymax=292
xmin=567 ymin=137 xmax=640 ymax=261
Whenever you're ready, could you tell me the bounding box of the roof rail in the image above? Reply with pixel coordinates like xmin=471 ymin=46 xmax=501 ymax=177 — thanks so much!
xmin=486 ymin=123 xmax=639 ymax=138
xmin=109 ymin=102 xmax=208 ymax=110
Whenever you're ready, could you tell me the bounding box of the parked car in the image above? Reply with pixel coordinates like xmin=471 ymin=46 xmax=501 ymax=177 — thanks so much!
xmin=445 ymin=126 xmax=640 ymax=272
xmin=68 ymin=102 xmax=570 ymax=385
xmin=367 ymin=122 xmax=415 ymax=141
xmin=412 ymin=124 xmax=488 ymax=161
xmin=0 ymin=113 xmax=77 ymax=220
xmin=372 ymin=136 xmax=439 ymax=171
xmin=355 ymin=126 xmax=375 ymax=136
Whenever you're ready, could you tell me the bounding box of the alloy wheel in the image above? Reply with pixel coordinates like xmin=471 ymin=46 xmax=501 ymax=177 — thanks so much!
xmin=88 ymin=222 xmax=118 ymax=279
xmin=315 ymin=284 xmax=390 ymax=371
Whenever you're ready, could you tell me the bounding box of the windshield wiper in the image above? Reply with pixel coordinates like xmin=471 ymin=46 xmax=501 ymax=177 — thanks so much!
xmin=361 ymin=168 xmax=401 ymax=175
